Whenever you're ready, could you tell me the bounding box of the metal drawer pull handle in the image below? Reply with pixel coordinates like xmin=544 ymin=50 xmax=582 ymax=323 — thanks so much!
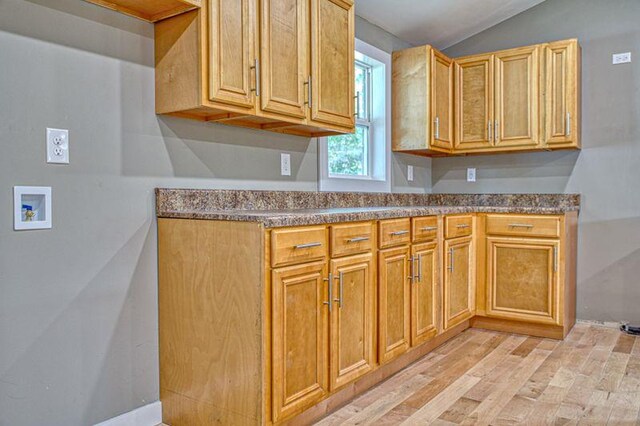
xmin=417 ymin=254 xmax=423 ymax=282
xmin=420 ymin=226 xmax=438 ymax=232
xmin=456 ymin=224 xmax=470 ymax=229
xmin=294 ymin=242 xmax=322 ymax=249
xmin=390 ymin=230 xmax=409 ymax=236
xmin=409 ymin=256 xmax=414 ymax=282
xmin=566 ymin=112 xmax=571 ymax=136
xmin=448 ymin=248 xmax=454 ymax=272
xmin=347 ymin=236 xmax=369 ymax=243
xmin=323 ymin=273 xmax=333 ymax=313
xmin=508 ymin=223 xmax=534 ymax=228
xmin=250 ymin=59 xmax=260 ymax=97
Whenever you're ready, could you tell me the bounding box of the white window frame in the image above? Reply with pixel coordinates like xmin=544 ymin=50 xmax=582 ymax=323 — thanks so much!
xmin=318 ymin=39 xmax=391 ymax=192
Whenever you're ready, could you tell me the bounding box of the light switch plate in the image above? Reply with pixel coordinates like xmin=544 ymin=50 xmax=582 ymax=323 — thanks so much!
xmin=280 ymin=153 xmax=291 ymax=176
xmin=407 ymin=165 xmax=414 ymax=182
xmin=467 ymin=168 xmax=476 ymax=182
xmin=613 ymin=52 xmax=631 ymax=65
xmin=47 ymin=128 xmax=69 ymax=164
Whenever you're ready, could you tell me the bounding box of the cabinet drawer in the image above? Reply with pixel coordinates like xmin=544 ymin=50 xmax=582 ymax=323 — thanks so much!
xmin=331 ymin=222 xmax=374 ymax=257
xmin=486 ymin=215 xmax=560 ymax=238
xmin=378 ymin=218 xmax=411 ymax=248
xmin=445 ymin=215 xmax=473 ymax=239
xmin=271 ymin=226 xmax=327 ymax=267
xmin=412 ymin=216 xmax=438 ymax=243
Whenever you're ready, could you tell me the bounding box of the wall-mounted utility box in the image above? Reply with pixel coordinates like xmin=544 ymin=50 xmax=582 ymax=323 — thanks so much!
xmin=14 ymin=186 xmax=52 ymax=230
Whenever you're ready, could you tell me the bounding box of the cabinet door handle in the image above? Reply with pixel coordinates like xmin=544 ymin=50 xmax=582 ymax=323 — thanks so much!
xmin=448 ymin=248 xmax=454 ymax=272
xmin=495 ymin=120 xmax=499 ymax=142
xmin=354 ymin=92 xmax=360 ymax=118
xmin=390 ymin=230 xmax=409 ymax=236
xmin=294 ymin=242 xmax=322 ymax=249
xmin=456 ymin=224 xmax=470 ymax=229
xmin=250 ymin=59 xmax=260 ymax=97
xmin=409 ymin=256 xmax=414 ymax=283
xmin=566 ymin=112 xmax=571 ymax=136
xmin=488 ymin=120 xmax=492 ymax=142
xmin=334 ymin=272 xmax=343 ymax=308
xmin=420 ymin=226 xmax=438 ymax=232
xmin=553 ymin=246 xmax=558 ymax=272
xmin=417 ymin=254 xmax=423 ymax=282
xmin=304 ymin=75 xmax=312 ymax=109
xmin=434 ymin=116 xmax=440 ymax=139
xmin=508 ymin=223 xmax=534 ymax=228
xmin=347 ymin=236 xmax=369 ymax=243
xmin=323 ymin=272 xmax=333 ymax=313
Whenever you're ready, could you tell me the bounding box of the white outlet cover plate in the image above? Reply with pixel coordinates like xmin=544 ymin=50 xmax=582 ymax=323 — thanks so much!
xmin=280 ymin=153 xmax=291 ymax=176
xmin=407 ymin=165 xmax=414 ymax=182
xmin=467 ymin=168 xmax=476 ymax=182
xmin=14 ymin=186 xmax=52 ymax=230
xmin=47 ymin=128 xmax=69 ymax=164
xmin=612 ymin=52 xmax=631 ymax=65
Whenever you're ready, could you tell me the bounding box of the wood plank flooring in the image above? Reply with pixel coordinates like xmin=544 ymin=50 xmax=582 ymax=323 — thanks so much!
xmin=315 ymin=323 xmax=640 ymax=425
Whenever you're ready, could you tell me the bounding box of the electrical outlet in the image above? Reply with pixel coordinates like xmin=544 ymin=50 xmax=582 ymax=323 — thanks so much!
xmin=280 ymin=153 xmax=291 ymax=176
xmin=407 ymin=165 xmax=414 ymax=182
xmin=467 ymin=168 xmax=476 ymax=182
xmin=47 ymin=128 xmax=69 ymax=164
xmin=613 ymin=52 xmax=631 ymax=65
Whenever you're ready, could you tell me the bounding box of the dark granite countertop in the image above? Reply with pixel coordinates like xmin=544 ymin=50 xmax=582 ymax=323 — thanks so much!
xmin=155 ymin=189 xmax=580 ymax=228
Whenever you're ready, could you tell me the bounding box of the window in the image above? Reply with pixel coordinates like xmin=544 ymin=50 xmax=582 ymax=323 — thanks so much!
xmin=319 ymin=39 xmax=391 ymax=192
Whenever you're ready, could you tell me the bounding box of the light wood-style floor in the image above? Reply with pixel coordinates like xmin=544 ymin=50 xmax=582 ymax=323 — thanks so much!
xmin=315 ymin=323 xmax=640 ymax=425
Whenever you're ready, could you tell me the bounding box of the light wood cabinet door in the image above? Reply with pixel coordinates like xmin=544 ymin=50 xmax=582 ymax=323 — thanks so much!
xmin=260 ymin=0 xmax=308 ymax=119
xmin=494 ymin=46 xmax=540 ymax=148
xmin=486 ymin=237 xmax=559 ymax=325
xmin=208 ymin=0 xmax=257 ymax=109
xmin=329 ymin=253 xmax=375 ymax=391
xmin=544 ymin=39 xmax=580 ymax=148
xmin=431 ymin=48 xmax=454 ymax=150
xmin=455 ymin=55 xmax=494 ymax=151
xmin=378 ymin=246 xmax=411 ymax=364
xmin=272 ymin=261 xmax=328 ymax=421
xmin=310 ymin=0 xmax=355 ymax=129
xmin=443 ymin=236 xmax=474 ymax=330
xmin=411 ymin=242 xmax=438 ymax=346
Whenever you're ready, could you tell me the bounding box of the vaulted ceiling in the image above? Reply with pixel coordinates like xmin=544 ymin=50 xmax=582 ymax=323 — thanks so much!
xmin=355 ymin=0 xmax=547 ymax=49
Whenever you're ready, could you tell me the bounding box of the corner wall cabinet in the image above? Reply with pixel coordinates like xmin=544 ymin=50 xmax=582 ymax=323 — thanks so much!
xmin=158 ymin=210 xmax=577 ymax=425
xmin=393 ymin=38 xmax=581 ymax=156
xmin=155 ymin=0 xmax=355 ymax=137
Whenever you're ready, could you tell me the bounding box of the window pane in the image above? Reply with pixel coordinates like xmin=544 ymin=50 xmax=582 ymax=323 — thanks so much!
xmin=328 ymin=125 xmax=369 ymax=176
xmin=355 ymin=62 xmax=369 ymax=120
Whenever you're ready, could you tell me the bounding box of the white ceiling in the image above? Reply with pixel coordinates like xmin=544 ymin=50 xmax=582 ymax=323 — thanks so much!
xmin=356 ymin=0 xmax=546 ymax=50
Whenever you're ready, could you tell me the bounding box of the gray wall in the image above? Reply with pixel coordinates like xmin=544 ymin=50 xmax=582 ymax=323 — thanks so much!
xmin=438 ymin=0 xmax=640 ymax=323
xmin=0 ymin=1 xmax=427 ymax=425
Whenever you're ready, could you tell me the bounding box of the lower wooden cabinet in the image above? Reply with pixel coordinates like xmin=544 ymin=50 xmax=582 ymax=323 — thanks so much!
xmin=443 ymin=236 xmax=475 ymax=330
xmin=410 ymin=242 xmax=439 ymax=346
xmin=271 ymin=261 xmax=329 ymax=422
xmin=329 ymin=253 xmax=376 ymax=391
xmin=158 ymin=211 xmax=577 ymax=425
xmin=486 ymin=237 xmax=559 ymax=325
xmin=378 ymin=246 xmax=411 ymax=364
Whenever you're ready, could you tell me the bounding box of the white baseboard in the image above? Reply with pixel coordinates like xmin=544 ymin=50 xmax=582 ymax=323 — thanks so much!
xmin=94 ymin=401 xmax=162 ymax=426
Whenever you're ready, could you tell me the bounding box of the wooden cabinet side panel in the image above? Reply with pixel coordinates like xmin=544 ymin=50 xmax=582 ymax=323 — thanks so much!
xmin=158 ymin=219 xmax=264 ymax=425
xmin=155 ymin=10 xmax=202 ymax=114
xmin=392 ymin=46 xmax=430 ymax=152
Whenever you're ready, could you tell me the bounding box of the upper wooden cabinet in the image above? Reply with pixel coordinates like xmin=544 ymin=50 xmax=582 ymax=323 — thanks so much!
xmin=543 ymin=39 xmax=581 ymax=149
xmin=394 ymin=38 xmax=580 ymax=156
xmin=455 ymin=54 xmax=493 ymax=151
xmin=85 ymin=0 xmax=200 ymax=22
xmin=493 ymin=45 xmax=540 ymax=149
xmin=392 ymin=45 xmax=454 ymax=155
xmin=156 ymin=0 xmax=355 ymax=137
